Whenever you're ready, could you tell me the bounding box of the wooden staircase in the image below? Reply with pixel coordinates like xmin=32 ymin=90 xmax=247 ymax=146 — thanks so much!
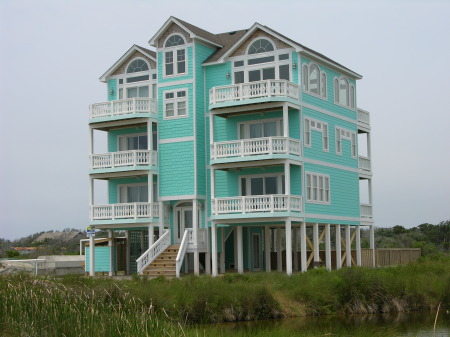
xmin=141 ymin=245 xmax=179 ymax=277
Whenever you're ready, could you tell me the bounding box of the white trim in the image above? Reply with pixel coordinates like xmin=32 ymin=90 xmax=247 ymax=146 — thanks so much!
xmin=237 ymin=117 xmax=283 ymax=139
xmin=304 ymin=214 xmax=361 ymax=222
xmin=117 ymin=132 xmax=147 ymax=151
xmin=334 ymin=76 xmax=356 ymax=111
xmin=304 ymin=117 xmax=328 ymax=152
xmin=163 ymin=88 xmax=188 ymax=119
xmin=159 ymin=136 xmax=194 ymax=144
xmin=159 ymin=194 xmax=206 ymax=201
xmin=246 ymin=36 xmax=277 ymax=55
xmin=193 ymin=43 xmax=198 ymax=197
xmin=117 ymin=182 xmax=148 ymax=203
xmin=303 ymin=158 xmax=359 ymax=173
xmin=305 ymin=172 xmax=330 ymax=204
xmin=335 ymin=126 xmax=357 ymax=158
xmin=301 ymin=102 xmax=357 ymax=125
xmin=302 ymin=62 xmax=327 ymax=100
xmin=239 ymin=173 xmax=286 ymax=196
xmin=158 ymin=79 xmax=193 ymax=87
xmin=162 ymin=45 xmax=188 ymax=78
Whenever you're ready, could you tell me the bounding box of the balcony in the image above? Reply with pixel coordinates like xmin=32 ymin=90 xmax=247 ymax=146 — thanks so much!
xmin=358 ymin=155 xmax=371 ymax=176
xmin=89 ymin=150 xmax=157 ymax=173
xmin=209 ymin=80 xmax=300 ymax=109
xmin=357 ymin=109 xmax=370 ymax=130
xmin=211 ymin=195 xmax=302 ymax=220
xmin=210 ymin=137 xmax=302 ymax=164
xmin=89 ymin=98 xmax=157 ymax=123
xmin=90 ymin=202 xmax=159 ymax=222
xmin=360 ymin=204 xmax=373 ymax=219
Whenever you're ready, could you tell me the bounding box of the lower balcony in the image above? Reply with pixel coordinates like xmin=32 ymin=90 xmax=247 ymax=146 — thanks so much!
xmin=358 ymin=155 xmax=371 ymax=175
xmin=90 ymin=202 xmax=159 ymax=224
xmin=210 ymin=137 xmax=302 ymax=164
xmin=89 ymin=98 xmax=157 ymax=123
xmin=211 ymin=195 xmax=303 ymax=220
xmin=360 ymin=204 xmax=373 ymax=219
xmin=89 ymin=150 xmax=157 ymax=173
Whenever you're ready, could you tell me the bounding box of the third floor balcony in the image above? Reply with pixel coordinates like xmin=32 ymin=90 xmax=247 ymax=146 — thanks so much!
xmin=89 ymin=150 xmax=158 ymax=174
xmin=89 ymin=98 xmax=157 ymax=123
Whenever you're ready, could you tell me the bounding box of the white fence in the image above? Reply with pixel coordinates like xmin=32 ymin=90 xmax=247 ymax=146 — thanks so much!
xmin=90 ymin=202 xmax=159 ymax=220
xmin=212 ymin=195 xmax=302 ymax=215
xmin=89 ymin=98 xmax=157 ymax=119
xmin=90 ymin=150 xmax=157 ymax=170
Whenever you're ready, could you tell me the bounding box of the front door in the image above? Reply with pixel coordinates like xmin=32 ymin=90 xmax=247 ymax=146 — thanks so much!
xmin=252 ymin=233 xmax=261 ymax=271
xmin=175 ymin=207 xmax=193 ymax=243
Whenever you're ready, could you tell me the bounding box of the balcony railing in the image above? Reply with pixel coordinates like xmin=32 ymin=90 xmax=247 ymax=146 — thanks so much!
xmin=89 ymin=150 xmax=157 ymax=170
xmin=211 ymin=137 xmax=301 ymax=160
xmin=357 ymin=109 xmax=370 ymax=127
xmin=187 ymin=228 xmax=208 ymax=248
xmin=212 ymin=195 xmax=302 ymax=215
xmin=89 ymin=98 xmax=157 ymax=119
xmin=90 ymin=202 xmax=159 ymax=220
xmin=358 ymin=155 xmax=371 ymax=173
xmin=209 ymin=80 xmax=300 ymax=105
xmin=360 ymin=204 xmax=373 ymax=218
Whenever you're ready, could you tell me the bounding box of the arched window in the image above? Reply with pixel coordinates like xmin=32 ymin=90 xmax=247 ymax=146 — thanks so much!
xmin=349 ymin=85 xmax=355 ymax=108
xmin=320 ymin=73 xmax=327 ymax=97
xmin=126 ymin=59 xmax=149 ymax=73
xmin=339 ymin=77 xmax=349 ymax=106
xmin=248 ymin=38 xmax=275 ymax=54
xmin=165 ymin=34 xmax=185 ymax=47
xmin=309 ymin=64 xmax=319 ymax=95
xmin=303 ymin=63 xmax=327 ymax=98
xmin=302 ymin=65 xmax=309 ymax=91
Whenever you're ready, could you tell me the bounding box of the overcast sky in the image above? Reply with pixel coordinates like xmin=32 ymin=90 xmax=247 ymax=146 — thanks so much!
xmin=0 ymin=0 xmax=449 ymax=240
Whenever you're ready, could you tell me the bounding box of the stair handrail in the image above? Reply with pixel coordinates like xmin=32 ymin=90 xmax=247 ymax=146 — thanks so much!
xmin=175 ymin=229 xmax=190 ymax=278
xmin=136 ymin=229 xmax=170 ymax=274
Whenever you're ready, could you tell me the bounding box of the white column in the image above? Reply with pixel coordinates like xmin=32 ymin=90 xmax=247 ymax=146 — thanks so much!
xmin=205 ymin=252 xmax=211 ymax=275
xmin=148 ymin=224 xmax=154 ymax=247
xmin=220 ymin=227 xmax=225 ymax=274
xmin=335 ymin=225 xmax=342 ymax=270
xmin=346 ymin=225 xmax=351 ymax=267
xmin=211 ymin=223 xmax=218 ymax=277
xmin=125 ymin=231 xmax=131 ymax=275
xmin=283 ymin=103 xmax=289 ymax=137
xmin=276 ymin=228 xmax=282 ymax=272
xmin=325 ymin=224 xmax=331 ymax=271
xmin=108 ymin=230 xmax=114 ymax=277
xmin=265 ymin=226 xmax=271 ymax=272
xmin=209 ymin=113 xmax=214 ymax=144
xmin=210 ymin=169 xmax=216 ymax=215
xmin=293 ymin=227 xmax=299 ymax=272
xmin=148 ymin=121 xmax=152 ymax=153
xmin=89 ymin=178 xmax=94 ymax=220
xmin=300 ymin=222 xmax=307 ymax=272
xmin=88 ymin=126 xmax=93 ymax=155
xmin=148 ymin=174 xmax=153 ymax=207
xmin=237 ymin=226 xmax=243 ymax=274
xmin=356 ymin=226 xmax=362 ymax=266
xmin=193 ymin=199 xmax=199 ymax=275
xmin=370 ymin=225 xmax=376 ymax=267
xmin=284 ymin=162 xmax=290 ymax=196
xmin=158 ymin=201 xmax=164 ymax=233
xmin=285 ymin=220 xmax=292 ymax=276
xmin=89 ymin=234 xmax=95 ymax=277
xmin=313 ymin=223 xmax=319 ymax=267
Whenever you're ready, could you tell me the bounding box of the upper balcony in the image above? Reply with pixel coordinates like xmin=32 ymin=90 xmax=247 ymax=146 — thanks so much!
xmin=89 ymin=150 xmax=158 ymax=175
xmin=210 ymin=137 xmax=302 ymax=165
xmin=209 ymin=80 xmax=300 ymax=110
xmin=358 ymin=155 xmax=372 ymax=178
xmin=89 ymin=98 xmax=157 ymax=124
xmin=90 ymin=202 xmax=159 ymax=225
xmin=357 ymin=108 xmax=371 ymax=132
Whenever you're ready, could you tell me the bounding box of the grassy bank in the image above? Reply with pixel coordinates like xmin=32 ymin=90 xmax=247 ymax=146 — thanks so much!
xmin=1 ymin=256 xmax=449 ymax=336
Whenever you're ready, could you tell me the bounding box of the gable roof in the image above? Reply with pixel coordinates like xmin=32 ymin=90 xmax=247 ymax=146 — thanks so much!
xmin=99 ymin=44 xmax=156 ymax=82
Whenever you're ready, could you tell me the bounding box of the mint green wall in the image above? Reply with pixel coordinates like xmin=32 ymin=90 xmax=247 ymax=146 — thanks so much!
xmin=85 ymin=247 xmax=116 ymax=272
xmin=157 ymin=47 xmax=193 ymax=84
xmin=301 ymin=57 xmax=357 ymax=121
xmin=304 ymin=162 xmax=360 ymax=218
xmin=291 ymin=51 xmax=299 ymax=84
xmin=107 ymin=79 xmax=117 ymax=101
xmin=108 ymin=176 xmax=148 ymax=203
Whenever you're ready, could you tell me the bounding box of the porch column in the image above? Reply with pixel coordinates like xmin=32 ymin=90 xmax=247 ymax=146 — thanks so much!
xmin=205 ymin=252 xmax=211 ymax=275
xmin=193 ymin=199 xmax=199 ymax=275
xmin=276 ymin=228 xmax=282 ymax=272
xmin=210 ymin=169 xmax=216 ymax=215
xmin=313 ymin=223 xmax=319 ymax=267
xmin=148 ymin=224 xmax=154 ymax=247
xmin=125 ymin=230 xmax=131 ymax=275
xmin=325 ymin=224 xmax=331 ymax=271
xmin=88 ymin=126 xmax=94 ymax=155
xmin=89 ymin=178 xmax=94 ymax=221
xmin=265 ymin=226 xmax=271 ymax=272
xmin=108 ymin=230 xmax=115 ymax=277
xmin=158 ymin=201 xmax=164 ymax=233
xmin=346 ymin=225 xmax=351 ymax=267
xmin=148 ymin=121 xmax=152 ymax=153
xmin=220 ymin=227 xmax=225 ymax=274
xmin=300 ymin=222 xmax=307 ymax=272
xmin=211 ymin=223 xmax=218 ymax=277
xmin=335 ymin=225 xmax=342 ymax=269
xmin=284 ymin=162 xmax=291 ymax=195
xmin=285 ymin=220 xmax=292 ymax=276
xmin=89 ymin=233 xmax=95 ymax=277
xmin=370 ymin=225 xmax=376 ymax=267
xmin=356 ymin=226 xmax=362 ymax=266
xmin=209 ymin=113 xmax=214 ymax=144
xmin=283 ymin=103 xmax=289 ymax=137
xmin=237 ymin=226 xmax=243 ymax=274
xmin=293 ymin=227 xmax=299 ymax=272
xmin=148 ymin=173 xmax=153 ymax=210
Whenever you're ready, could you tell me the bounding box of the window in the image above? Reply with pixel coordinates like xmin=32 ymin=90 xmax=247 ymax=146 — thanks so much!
xmin=240 ymin=174 xmax=285 ymax=196
xmin=239 ymin=118 xmax=283 ymax=139
xmin=334 ymin=76 xmax=355 ymax=108
xmin=164 ymin=34 xmax=186 ymax=77
xmin=164 ymin=89 xmax=187 ymax=119
xmin=118 ymin=184 xmax=148 ymax=203
xmin=118 ymin=133 xmax=148 ymax=151
xmin=306 ymin=172 xmax=330 ymax=204
xmin=126 ymin=59 xmax=149 ymax=73
xmin=335 ymin=126 xmax=356 ymax=157
xmin=117 ymin=58 xmax=153 ymax=99
xmin=303 ymin=63 xmax=327 ymax=98
xmin=304 ymin=118 xmax=328 ymax=151
xmin=248 ymin=39 xmax=275 ymax=54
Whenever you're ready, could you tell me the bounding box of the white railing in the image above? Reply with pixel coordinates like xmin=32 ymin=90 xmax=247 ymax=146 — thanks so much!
xmin=360 ymin=204 xmax=373 ymax=218
xmin=212 ymin=195 xmax=302 ymax=215
xmin=209 ymin=80 xmax=300 ymax=105
xmin=187 ymin=228 xmax=208 ymax=248
xmin=211 ymin=137 xmax=301 ymax=160
xmin=357 ymin=109 xmax=370 ymax=126
xmin=90 ymin=202 xmax=159 ymax=220
xmin=90 ymin=150 xmax=157 ymax=170
xmin=89 ymin=98 xmax=157 ymax=119
xmin=137 ymin=230 xmax=170 ymax=274
xmin=358 ymin=155 xmax=371 ymax=172
xmin=175 ymin=230 xmax=189 ymax=278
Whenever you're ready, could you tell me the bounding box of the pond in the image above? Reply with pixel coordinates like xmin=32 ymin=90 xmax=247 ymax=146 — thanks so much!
xmin=191 ymin=310 xmax=450 ymax=336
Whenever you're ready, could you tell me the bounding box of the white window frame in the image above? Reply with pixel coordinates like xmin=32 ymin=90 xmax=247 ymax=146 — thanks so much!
xmin=335 ymin=126 xmax=357 ymax=158
xmin=163 ymin=88 xmax=188 ymax=119
xmin=305 ymin=172 xmax=330 ymax=204
xmin=163 ymin=34 xmax=187 ymax=78
xmin=237 ymin=117 xmax=283 ymax=139
xmin=239 ymin=173 xmax=285 ymax=196
xmin=304 ymin=117 xmax=329 ymax=151
xmin=334 ymin=75 xmax=356 ymax=110
xmin=115 ymin=58 xmax=154 ymax=100
xmin=302 ymin=62 xmax=327 ymax=100
xmin=117 ymin=183 xmax=149 ymax=203
xmin=117 ymin=132 xmax=148 ymax=151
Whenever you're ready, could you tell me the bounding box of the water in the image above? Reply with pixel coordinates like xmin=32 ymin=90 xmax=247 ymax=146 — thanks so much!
xmin=193 ymin=310 xmax=450 ymax=336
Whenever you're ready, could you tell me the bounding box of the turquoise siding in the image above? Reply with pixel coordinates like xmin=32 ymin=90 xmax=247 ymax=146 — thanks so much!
xmin=157 ymin=47 xmax=194 ymax=83
xmin=85 ymin=247 xmax=116 ymax=272
xmin=107 ymin=79 xmax=117 ymax=101
xmin=291 ymin=51 xmax=299 ymax=84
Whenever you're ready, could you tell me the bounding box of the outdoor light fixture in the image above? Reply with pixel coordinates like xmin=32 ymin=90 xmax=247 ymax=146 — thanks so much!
xmin=109 ymin=89 xmax=115 ymax=96
xmin=292 ymin=62 xmax=297 ymax=69
xmin=226 ymin=72 xmax=231 ymax=79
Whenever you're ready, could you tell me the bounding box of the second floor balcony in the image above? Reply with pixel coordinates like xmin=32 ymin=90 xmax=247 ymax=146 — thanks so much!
xmin=89 ymin=150 xmax=157 ymax=173
xmin=89 ymin=98 xmax=157 ymax=123
xmin=209 ymin=80 xmax=300 ymax=109
xmin=90 ymin=202 xmax=159 ymax=222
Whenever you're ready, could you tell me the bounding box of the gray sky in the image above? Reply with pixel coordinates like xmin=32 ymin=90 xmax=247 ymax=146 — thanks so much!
xmin=1 ymin=0 xmax=449 ymax=240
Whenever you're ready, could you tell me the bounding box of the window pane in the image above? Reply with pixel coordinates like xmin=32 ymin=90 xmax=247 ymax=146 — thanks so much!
xmin=309 ymin=65 xmax=319 ymax=94
xmin=177 ymin=49 xmax=186 ymax=73
xmin=177 ymin=101 xmax=186 ymax=116
xmin=119 ymin=186 xmax=126 ymax=203
xmin=118 ymin=137 xmax=127 ymax=151
xmin=127 ymin=87 xmax=138 ymax=98
xmin=128 ymin=136 xmax=139 ymax=150
xmin=139 ymin=186 xmax=148 ymax=202
xmin=119 ymin=88 xmax=123 ymax=99
xmin=177 ymin=91 xmax=186 ymax=97
xmin=241 ymin=178 xmax=247 ymax=196
xmin=234 ymin=60 xmax=244 ymax=67
xmin=126 ymin=75 xmax=149 ymax=83
xmin=279 ymin=54 xmax=289 ymax=60
xmin=303 ymin=65 xmax=309 ymax=91
xmin=250 ymin=178 xmax=264 ymax=195
xmin=248 ymin=56 xmax=275 ymax=65
xmin=138 ymin=86 xmax=149 ymax=97
xmin=265 ymin=177 xmax=278 ymax=194
xmin=128 ymin=186 xmax=139 ymax=202
xmin=184 ymin=210 xmax=193 ymax=229
xmin=264 ymin=122 xmax=277 ymax=137
xmin=262 ymin=67 xmax=275 ymax=80
xmin=165 ymin=52 xmax=174 ymax=76
xmin=234 ymin=71 xmax=244 ymax=84
xmin=249 ymin=123 xmax=263 ymax=138
xmin=239 ymin=124 xmax=246 ymax=139
xmin=249 ymin=70 xmax=261 ymax=82
xmin=138 ymin=135 xmax=147 ymax=150
xmin=320 ymin=73 xmax=327 ymax=97
xmin=152 ymin=132 xmax=157 ymax=151
xmin=339 ymin=78 xmax=349 ymax=105
xmin=279 ymin=64 xmax=290 ymax=81
xmin=166 ymin=103 xmax=174 ymax=117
